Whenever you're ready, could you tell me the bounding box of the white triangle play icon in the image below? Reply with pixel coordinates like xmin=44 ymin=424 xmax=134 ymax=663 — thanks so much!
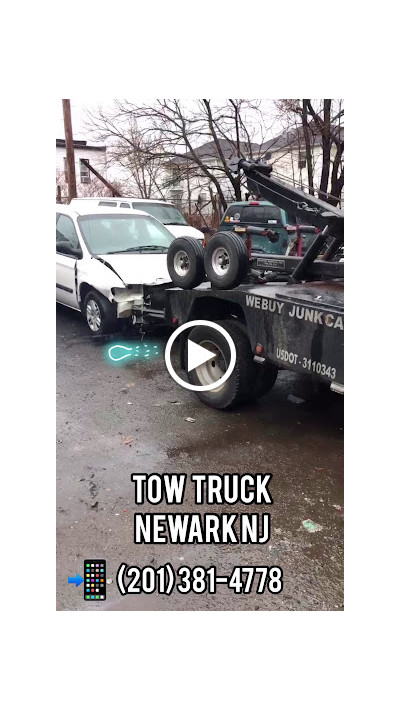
xmin=187 ymin=340 xmax=216 ymax=373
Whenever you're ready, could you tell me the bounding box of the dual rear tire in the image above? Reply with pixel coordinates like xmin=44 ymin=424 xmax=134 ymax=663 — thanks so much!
xmin=186 ymin=320 xmax=278 ymax=410
xmin=167 ymin=232 xmax=249 ymax=290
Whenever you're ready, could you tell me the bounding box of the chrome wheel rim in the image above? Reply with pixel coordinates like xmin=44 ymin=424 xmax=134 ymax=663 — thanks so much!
xmin=86 ymin=299 xmax=101 ymax=332
xmin=174 ymin=250 xmax=190 ymax=276
xmin=195 ymin=339 xmax=227 ymax=393
xmin=211 ymin=247 xmax=230 ymax=275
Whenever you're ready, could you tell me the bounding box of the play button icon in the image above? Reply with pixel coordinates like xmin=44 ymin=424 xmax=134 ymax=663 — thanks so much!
xmin=187 ymin=340 xmax=216 ymax=373
xmin=164 ymin=319 xmax=237 ymax=392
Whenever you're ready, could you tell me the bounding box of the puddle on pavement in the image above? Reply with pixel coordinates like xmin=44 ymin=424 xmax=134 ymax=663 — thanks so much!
xmin=167 ymin=394 xmax=343 ymax=460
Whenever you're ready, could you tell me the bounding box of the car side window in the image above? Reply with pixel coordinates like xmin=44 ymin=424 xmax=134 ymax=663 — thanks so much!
xmin=56 ymin=214 xmax=81 ymax=254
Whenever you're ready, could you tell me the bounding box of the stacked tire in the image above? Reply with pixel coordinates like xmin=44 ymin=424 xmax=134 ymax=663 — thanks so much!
xmin=167 ymin=231 xmax=249 ymax=290
xmin=166 ymin=237 xmax=205 ymax=289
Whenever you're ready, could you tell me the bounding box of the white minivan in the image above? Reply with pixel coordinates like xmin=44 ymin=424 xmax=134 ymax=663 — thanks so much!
xmin=56 ymin=204 xmax=176 ymax=335
xmin=70 ymin=198 xmax=204 ymax=241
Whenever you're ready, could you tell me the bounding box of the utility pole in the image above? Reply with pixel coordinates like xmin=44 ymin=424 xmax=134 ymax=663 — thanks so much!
xmin=62 ymin=99 xmax=77 ymax=201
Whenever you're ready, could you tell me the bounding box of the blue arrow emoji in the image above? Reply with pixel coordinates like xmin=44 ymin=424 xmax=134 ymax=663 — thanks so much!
xmin=68 ymin=574 xmax=84 ymax=587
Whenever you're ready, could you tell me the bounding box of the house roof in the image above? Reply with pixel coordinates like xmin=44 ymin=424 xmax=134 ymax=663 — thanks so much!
xmin=169 ymin=125 xmax=343 ymax=166
xmin=56 ymin=139 xmax=106 ymax=152
xmin=259 ymin=125 xmax=344 ymax=154
xmin=172 ymin=138 xmax=259 ymax=164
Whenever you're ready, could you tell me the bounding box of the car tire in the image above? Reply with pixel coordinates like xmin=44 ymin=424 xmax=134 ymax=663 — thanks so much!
xmin=204 ymin=231 xmax=249 ymax=290
xmin=83 ymin=290 xmax=120 ymax=336
xmin=186 ymin=320 xmax=259 ymax=410
xmin=167 ymin=237 xmax=205 ymax=289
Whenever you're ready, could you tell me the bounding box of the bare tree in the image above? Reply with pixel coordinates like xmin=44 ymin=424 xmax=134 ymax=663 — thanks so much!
xmin=274 ymin=99 xmax=344 ymax=205
xmin=86 ymin=100 xmax=276 ymax=210
xmin=86 ymin=99 xmax=344 ymax=209
xmin=105 ymin=123 xmax=168 ymax=198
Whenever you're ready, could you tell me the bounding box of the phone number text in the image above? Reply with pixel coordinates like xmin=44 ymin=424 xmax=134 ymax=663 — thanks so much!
xmin=117 ymin=563 xmax=283 ymax=595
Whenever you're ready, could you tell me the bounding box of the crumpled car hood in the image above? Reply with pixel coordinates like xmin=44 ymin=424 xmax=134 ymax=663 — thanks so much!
xmin=98 ymin=253 xmax=171 ymax=286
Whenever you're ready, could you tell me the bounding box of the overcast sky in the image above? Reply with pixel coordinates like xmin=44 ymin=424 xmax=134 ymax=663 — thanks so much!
xmin=56 ymin=100 xmax=99 ymax=142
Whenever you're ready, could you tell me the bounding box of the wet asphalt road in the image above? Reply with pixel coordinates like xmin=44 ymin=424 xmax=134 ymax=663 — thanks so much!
xmin=56 ymin=304 xmax=343 ymax=611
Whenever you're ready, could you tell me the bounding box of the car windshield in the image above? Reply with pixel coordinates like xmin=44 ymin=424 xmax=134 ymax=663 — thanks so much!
xmin=78 ymin=214 xmax=174 ymax=255
xmin=131 ymin=202 xmax=188 ymax=226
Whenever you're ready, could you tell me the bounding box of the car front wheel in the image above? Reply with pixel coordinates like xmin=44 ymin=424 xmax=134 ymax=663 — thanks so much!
xmin=83 ymin=290 xmax=120 ymax=335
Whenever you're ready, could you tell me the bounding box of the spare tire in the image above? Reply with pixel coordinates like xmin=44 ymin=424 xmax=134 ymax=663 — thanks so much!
xmin=204 ymin=231 xmax=249 ymax=289
xmin=167 ymin=237 xmax=205 ymax=289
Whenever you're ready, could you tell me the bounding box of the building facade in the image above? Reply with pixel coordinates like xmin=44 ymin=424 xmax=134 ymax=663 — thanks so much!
xmin=56 ymin=139 xmax=108 ymax=200
xmin=257 ymin=126 xmax=344 ymax=205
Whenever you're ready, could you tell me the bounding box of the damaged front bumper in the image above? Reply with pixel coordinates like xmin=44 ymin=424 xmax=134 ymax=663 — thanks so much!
xmin=111 ymin=282 xmax=172 ymax=323
xmin=111 ymin=286 xmax=145 ymax=319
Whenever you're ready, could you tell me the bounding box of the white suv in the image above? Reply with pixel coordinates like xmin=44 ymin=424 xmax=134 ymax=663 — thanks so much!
xmin=70 ymin=198 xmax=204 ymax=241
xmin=56 ymin=204 xmax=175 ymax=335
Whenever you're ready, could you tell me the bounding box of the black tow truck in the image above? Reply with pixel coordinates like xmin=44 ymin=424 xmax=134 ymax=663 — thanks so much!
xmin=165 ymin=159 xmax=344 ymax=409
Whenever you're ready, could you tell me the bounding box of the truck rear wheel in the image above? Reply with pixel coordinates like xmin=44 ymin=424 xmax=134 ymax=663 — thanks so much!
xmin=186 ymin=320 xmax=264 ymax=409
xmin=167 ymin=237 xmax=205 ymax=289
xmin=204 ymin=232 xmax=249 ymax=289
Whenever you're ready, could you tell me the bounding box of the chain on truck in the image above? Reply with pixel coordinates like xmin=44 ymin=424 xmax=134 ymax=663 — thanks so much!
xmin=164 ymin=158 xmax=344 ymax=410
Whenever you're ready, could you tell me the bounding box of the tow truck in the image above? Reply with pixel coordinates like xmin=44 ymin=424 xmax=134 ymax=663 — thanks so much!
xmin=165 ymin=159 xmax=344 ymax=409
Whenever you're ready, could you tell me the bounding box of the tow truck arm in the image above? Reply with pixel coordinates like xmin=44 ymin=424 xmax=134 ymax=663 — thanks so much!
xmin=230 ymin=159 xmax=344 ymax=282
